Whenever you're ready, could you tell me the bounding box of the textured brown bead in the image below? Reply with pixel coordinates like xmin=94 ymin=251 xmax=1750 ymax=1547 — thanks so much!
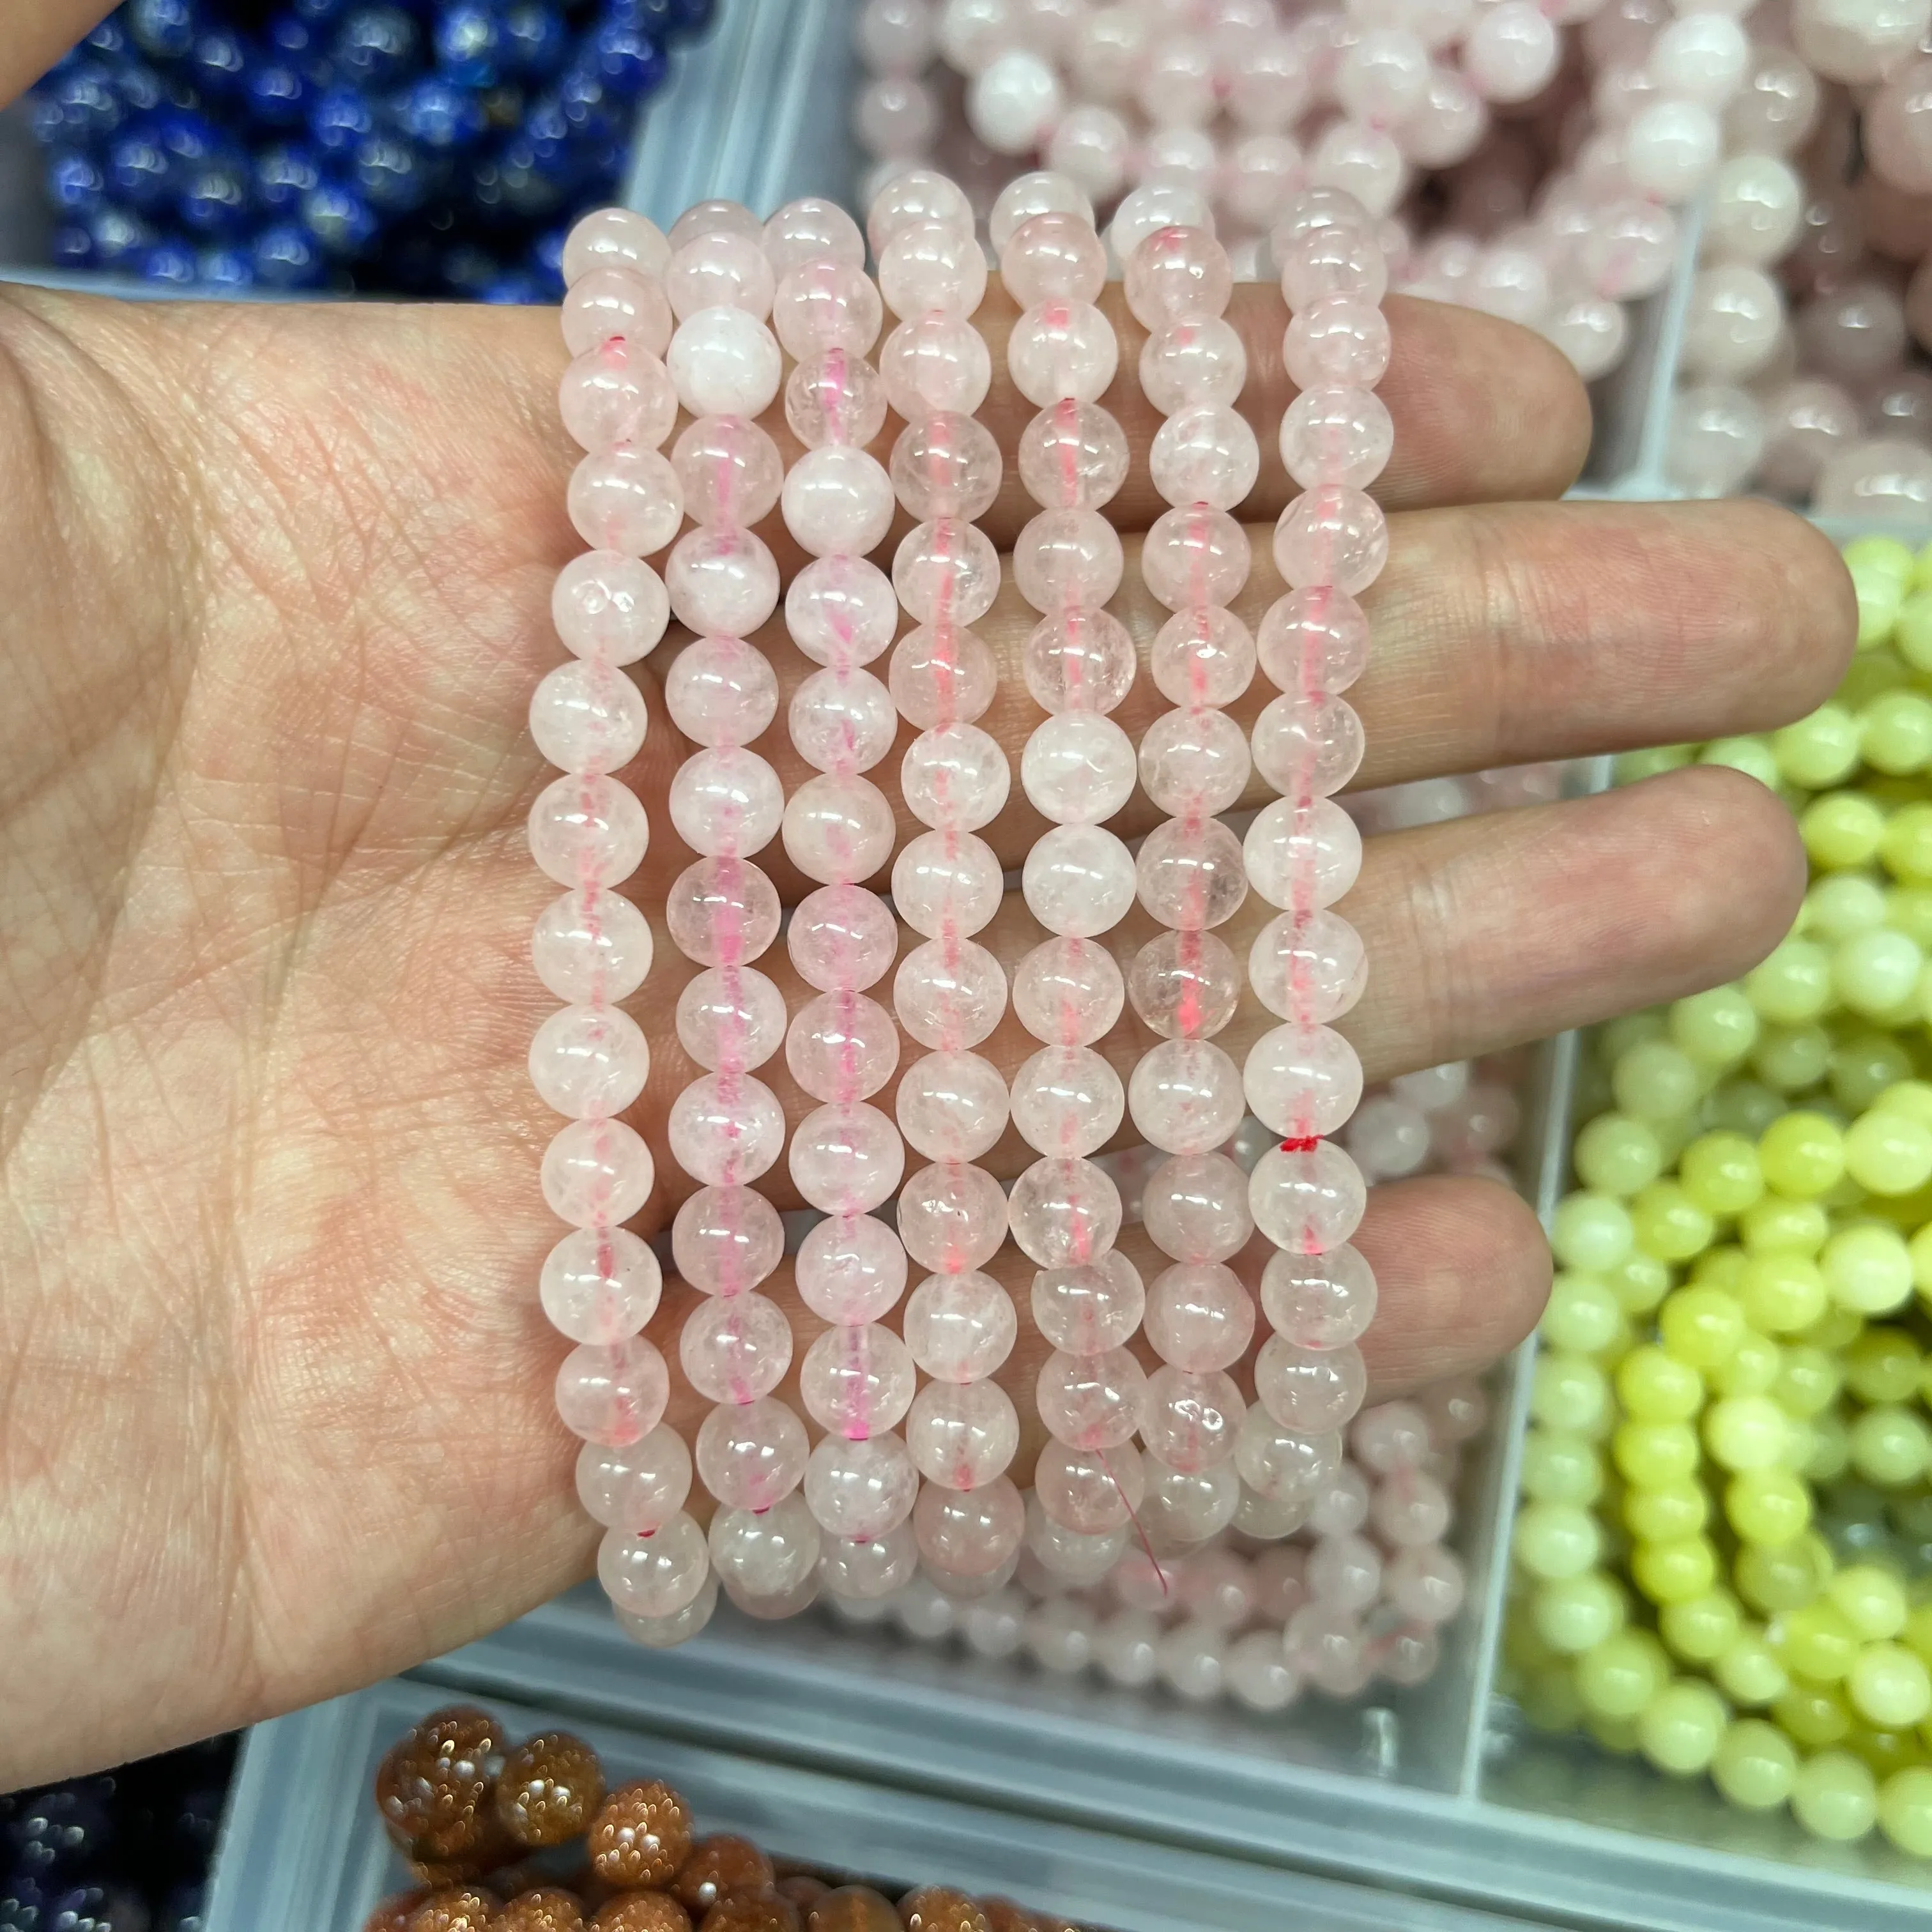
xmin=591 ymin=1894 xmax=695 ymax=1932
xmin=898 ymin=1889 xmax=990 ymax=1932
xmin=497 ymin=1733 xmax=607 ymax=1847
xmin=976 ymin=1905 xmax=1040 ymax=1932
xmin=364 ymin=1893 xmax=427 ymax=1932
xmin=588 ymin=1782 xmax=694 ymax=1888
xmin=494 ymin=1887 xmax=588 ymax=1932
xmin=377 ymin=1708 xmax=502 ymax=1862
xmin=806 ymin=1885 xmax=900 ymax=1932
xmin=700 ymin=1889 xmax=802 ymax=1932
xmin=673 ymin=1838 xmax=774 ymax=1912
xmin=774 ymin=1876 xmax=827 ymax=1910
xmin=404 ymin=1885 xmax=500 ymax=1932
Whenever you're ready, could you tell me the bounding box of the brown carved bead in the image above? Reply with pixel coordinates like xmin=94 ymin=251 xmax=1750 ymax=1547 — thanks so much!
xmin=974 ymin=1905 xmax=1040 ymax=1932
xmin=377 ymin=1708 xmax=502 ymax=1863
xmin=700 ymin=1889 xmax=802 ymax=1932
xmin=898 ymin=1889 xmax=990 ymax=1932
xmin=494 ymin=1887 xmax=588 ymax=1932
xmin=775 ymin=1876 xmax=828 ymax=1910
xmin=673 ymin=1837 xmax=774 ymax=1912
xmin=806 ymin=1885 xmax=900 ymax=1932
xmin=497 ymin=1733 xmax=607 ymax=1847
xmin=404 ymin=1885 xmax=500 ymax=1932
xmin=364 ymin=1892 xmax=427 ymax=1932
xmin=591 ymin=1894 xmax=695 ymax=1932
xmin=588 ymin=1782 xmax=694 ymax=1888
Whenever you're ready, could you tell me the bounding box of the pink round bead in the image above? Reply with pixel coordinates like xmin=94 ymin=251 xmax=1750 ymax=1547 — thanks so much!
xmin=666 ymin=526 xmax=780 ymax=639
xmin=782 ymin=774 xmax=896 ymax=885
xmin=1011 ymin=1045 xmax=1126 ymax=1158
xmin=1257 ymin=586 xmax=1372 ymax=696
xmin=1134 ymin=829 xmax=1250 ymax=947
xmin=1140 ymin=1150 xmax=1254 ymax=1263
xmin=773 ymin=257 xmax=884 ymax=359
xmin=1022 ymin=825 xmax=1137 ymax=937
xmin=1022 ymin=608 xmax=1137 ymax=714
xmin=1280 ymin=388 xmax=1395 ymax=491
xmin=1151 ymin=606 xmax=1255 ymax=710
xmin=1250 ymin=909 xmax=1368 ymax=1024
xmin=542 ymin=1224 xmax=663 ymax=1344
xmin=881 ymin=312 xmax=993 ymax=418
xmin=666 ymin=1070 xmax=785 ymax=1184
xmin=562 ymin=267 xmax=673 ymax=358
xmin=1145 ymin=1262 xmax=1256 ymax=1373
xmin=533 ymin=884 xmax=653 ymax=1005
xmin=1138 ymin=706 xmax=1252 ymax=817
xmin=896 ymin=1057 xmax=1010 ymax=1165
xmin=541 ymin=1116 xmax=654 ymax=1227
xmin=1031 ymin=1251 xmax=1146 ymax=1354
xmin=1140 ymin=505 xmax=1252 ymax=611
xmin=665 ymin=305 xmax=782 ymax=418
xmin=891 ymin=832 xmax=1006 ymax=942
xmin=1285 ymin=295 xmax=1393 ymax=392
xmin=1243 ymin=796 xmax=1364 ymax=912
xmin=665 ymin=228 xmax=775 ymax=321
xmin=1011 ymin=935 xmax=1124 ymax=1046
xmin=1009 ymin=1155 xmax=1123 ymax=1266
xmin=796 ymin=1212 xmax=908 ymax=1324
xmin=893 ymin=518 xmax=1003 ymax=627
xmin=783 ymin=445 xmax=896 ymax=558
xmin=564 ymin=208 xmax=670 ymax=286
xmin=801 ymin=1320 xmax=917 ymax=1436
xmin=1249 ymin=1139 xmax=1368 ymax=1253
xmin=1353 ymin=1399 xmax=1433 ymax=1474
xmin=901 ymin=724 xmax=1011 ymax=831
xmin=577 ymin=1425 xmax=690 ymax=1533
xmin=680 ymin=1291 xmax=793 ymax=1404
xmin=1013 ymin=507 xmax=1126 ymax=614
xmin=893 ymin=933 xmax=1007 ymax=1046
xmin=671 ymin=1183 xmax=784 ymax=1296
xmin=666 ymin=857 xmax=781 ymax=965
xmin=530 ymin=660 xmax=647 ymax=777
xmin=1008 ymin=300 xmax=1119 ymax=407
xmin=1254 ymin=693 xmax=1366 ymax=800
xmin=891 ymin=624 xmax=1000 ymax=728
xmin=1309 ymin=1462 xmax=1370 ymax=1537
xmin=695 ymin=1394 xmax=809 ymax=1511
xmin=1035 ymin=1440 xmax=1146 ymax=1535
xmin=553 ymin=550 xmax=670 ymax=666
xmin=1128 ymin=1038 xmax=1245 ymax=1155
xmin=556 ymin=1334 xmax=670 ymax=1446
xmin=914 ymin=1474 xmax=1025 ymax=1577
xmin=1263 ymin=1243 xmax=1379 ymax=1349
xmin=1372 ymin=1468 xmax=1453 ymax=1546
xmin=891 ymin=411 xmax=1004 ymax=522
xmin=569 ymin=445 xmax=683 ymax=558
xmin=1149 ymin=404 xmax=1261 ymax=512
xmin=788 ymin=883 xmax=900 ymax=992
xmin=1038 ymin=1346 xmax=1149 ymax=1450
xmin=1141 ymin=318 xmax=1248 ymax=413
xmin=671 ymin=413 xmax=784 ymax=527
xmin=1244 ymin=1023 xmax=1366 ymax=1139
xmin=1307 ymin=1530 xmax=1382 ymax=1614
xmin=805 ymin=1433 xmax=919 ymax=1540
xmin=788 ymin=555 xmax=900 ymax=666
xmin=1141 ymin=1365 xmax=1245 ymax=1473
xmin=789 ymin=1100 xmax=905 ymax=1213
xmin=902 ymin=1266 xmax=1017 ymax=1378
xmin=1126 ymin=226 xmax=1235 ymax=328
xmin=1021 ymin=710 xmax=1137 ymax=825
xmin=786 ymin=349 xmax=889 ymax=452
xmin=1386 ymin=1544 xmax=1466 ymax=1623
xmin=907 ymin=1379 xmax=1021 ymax=1489
xmin=1000 ymin=212 xmax=1110 ymax=307
xmin=1277 ymin=223 xmax=1388 ymax=310
xmin=1256 ymin=1337 xmax=1368 ymax=1432
xmin=673 ymin=961 xmax=786 ymax=1074
xmin=668 ymin=746 xmax=784 ymax=857
xmin=597 ymin=1512 xmax=709 ymax=1619
xmin=528 ymin=774 xmax=649 ymax=889
xmin=786 ymin=990 xmax=900 ymax=1101
xmin=560 ymin=339 xmax=678 ymax=453
xmin=1018 ymin=398 xmax=1131 ymax=510
xmin=879 ymin=218 xmax=989 ymax=318
xmin=709 ymin=1492 xmax=821 ymax=1599
xmin=664 ymin=635 xmax=778 ymax=748
xmin=1234 ymin=1409 xmax=1345 ymax=1502
xmin=1273 ymin=486 xmax=1389 ymax=594
xmin=530 ymin=1001 xmax=650 ymax=1119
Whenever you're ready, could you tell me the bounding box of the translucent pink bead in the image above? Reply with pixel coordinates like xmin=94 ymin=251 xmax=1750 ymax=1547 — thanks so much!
xmin=542 ymin=1116 xmax=654 ymax=1227
xmin=1144 ymin=1462 xmax=1241 ymax=1547
xmin=710 ymin=1492 xmax=822 ymax=1598
xmin=1011 ymin=935 xmax=1124 ymax=1046
xmin=891 ymin=412 xmax=1002 ymax=522
xmin=1284 ymin=294 xmax=1393 ymax=394
xmin=866 ymin=167 xmax=974 ymax=256
xmin=578 ymin=1425 xmax=690 ymax=1533
xmin=1145 ymin=1262 xmax=1255 ymax=1372
xmin=892 ymin=832 xmax=1006 ymax=942
xmin=1011 ymin=1045 xmax=1125 ymax=1157
xmin=666 ymin=526 xmax=779 ymax=640
xmin=1250 ymin=1140 xmax=1368 ymax=1253
xmin=1000 ymin=212 xmax=1109 ymax=306
xmin=1254 ymin=694 xmax=1365 ymax=799
xmin=1128 ymin=1038 xmax=1245 ymax=1155
xmin=879 ymin=218 xmax=988 ymax=319
xmin=1273 ymin=487 xmax=1388 ymax=595
xmin=903 ymin=1268 xmax=1016 ymax=1377
xmin=668 ymin=746 xmax=783 ymax=857
xmin=1140 ymin=505 xmax=1252 ymax=611
xmin=1018 ymin=399 xmax=1131 ymax=511
xmin=671 ymin=415 xmax=783 ymax=527
xmin=564 ymin=208 xmax=670 ymax=286
xmin=786 ymin=990 xmax=899 ymax=1102
xmin=805 ymin=1432 xmax=919 ymax=1539
xmin=1037 ymin=1345 xmax=1148 ymax=1450
xmin=1245 ymin=1023 xmax=1365 ymax=1139
xmin=893 ymin=519 xmax=1002 ymax=627
xmin=901 ymin=724 xmax=1010 ymax=830
xmin=1250 ymin=910 xmax=1367 ymax=1025
xmin=1349 ymin=1094 xmax=1431 ymax=1179
xmin=765 ymin=194 xmax=865 ymax=275
xmin=1280 ymin=388 xmax=1395 ymax=491
xmin=695 ymin=1394 xmax=809 ymax=1511
xmin=560 ymin=340 xmax=678 ymax=453
xmin=914 ymin=1474 xmax=1025 ymax=1577
xmin=533 ymin=885 xmax=653 ymax=1005
xmin=890 ymin=625 xmax=999 ymax=728
xmin=787 ymin=555 xmax=899 ymax=667
xmin=907 ymin=1379 xmax=1020 ymax=1489
xmin=1009 ymin=1155 xmax=1123 ymax=1266
xmin=786 ymin=349 xmax=889 ymax=452
xmin=528 ymin=772 xmax=650 ymax=889
xmin=1257 ymin=586 xmax=1372 ymax=696
xmin=788 ymin=884 xmax=899 ymax=993
xmin=1036 ymin=1439 xmax=1145 ymax=1533
xmin=1012 ymin=507 xmax=1125 ymax=615
xmin=1142 ymin=1151 xmax=1253 ymax=1262
xmin=1008 ymin=300 xmax=1119 ymax=407
xmin=1022 ymin=825 xmax=1137 ymax=937
xmin=881 ymin=312 xmax=993 ymax=419
xmin=1309 ymin=1462 xmax=1370 ymax=1537
xmin=670 ymin=199 xmax=761 ymax=247
xmin=598 ymin=1512 xmax=709 ymax=1619
xmin=666 ymin=1071 xmax=785 ymax=1184
xmin=1277 ymin=224 xmax=1388 ymax=312
xmin=820 ymin=1523 xmax=918 ymax=1602
xmin=1244 ymin=796 xmax=1363 ymax=912
xmin=1373 ymin=1468 xmax=1453 ymax=1547
xmin=1020 ymin=710 xmax=1136 ymax=825
xmin=796 ymin=1211 xmax=908 ymax=1325
xmin=665 ymin=306 xmax=782 ymax=418
xmin=1134 ymin=824 xmax=1250 ymax=940
xmin=1126 ymin=229 xmax=1233 ymax=332
xmin=553 ymin=551 xmax=670 ymax=666
xmin=1142 ymin=1365 xmax=1245 ymax=1473
xmin=790 ymin=668 xmax=898 ymax=776
xmin=801 ymin=1321 xmax=916 ymax=1436
xmin=680 ymin=1291 xmax=792 ymax=1403
xmin=783 ymin=447 xmax=896 ymax=559
xmin=543 ymin=1224 xmax=663 ymax=1344
xmin=664 ymin=636 xmax=778 ymax=748
xmin=1027 ymin=1499 xmax=1128 ymax=1588
xmin=1032 ymin=1251 xmax=1146 ymax=1354
xmin=1022 ymin=610 xmax=1137 ymax=714
xmin=1256 ymin=1337 xmax=1368 ymax=1433
xmin=1307 ymin=1530 xmax=1382 ymax=1614
xmin=1465 ymin=1 xmax=1558 ymax=102
xmin=1353 ymin=1398 xmax=1432 ymax=1474
xmin=774 ymin=259 xmax=884 ymax=360
xmin=530 ymin=1002 xmax=650 ymax=1119
xmin=1262 ymin=1243 xmax=1378 ymax=1349
xmin=1151 ymin=608 xmax=1255 ymax=710
xmin=1149 ymin=405 xmax=1261 ymax=512
xmin=556 ymin=1334 xmax=670 ymax=1446
xmin=563 ymin=268 xmax=673 ymax=359
xmin=896 ymin=1058 xmax=1009 ymax=1165
xmin=1138 ymin=707 xmax=1252 ymax=817
xmin=1141 ymin=319 xmax=1248 ymax=413
xmin=1234 ymin=1408 xmax=1345 ymax=1501
xmin=670 ymin=1182 xmax=784 ymax=1295
xmin=569 ymin=445 xmax=683 ymax=558
xmin=790 ymin=1100 xmax=904 ymax=1214
xmin=665 ymin=857 xmax=781 ymax=967
xmin=1386 ymin=1544 xmax=1466 ymax=1623
xmin=666 ymin=229 xmax=774 ymax=322
xmin=989 ymin=172 xmax=1096 ymax=252
xmin=781 ymin=774 xmax=896 ymax=885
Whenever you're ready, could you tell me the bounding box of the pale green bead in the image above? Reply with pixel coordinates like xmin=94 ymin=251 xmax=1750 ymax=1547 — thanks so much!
xmin=1668 ymin=985 xmax=1761 ymax=1068
xmin=1709 ymin=1079 xmax=1789 ymax=1140
xmin=1878 ymin=1766 xmax=1932 ymax=1857
xmin=1744 ymin=940 xmax=1835 ymax=1025
xmin=1530 ymin=1352 xmax=1612 ymax=1437
xmin=1575 ymin=1629 xmax=1670 ymax=1719
xmin=1617 ymin=1344 xmax=1705 ymax=1422
xmin=1849 ymin=1643 xmax=1932 ymax=1728
xmin=1657 ymin=1284 xmax=1744 ymax=1367
xmin=1514 ymin=1500 xmax=1603 ymax=1581
xmin=1679 ymin=1131 xmax=1764 ymax=1216
xmin=1844 ymin=1106 xmax=1932 ymax=1195
xmin=1756 ymin=1112 xmax=1846 ymax=1199
xmin=1737 ymin=1251 xmax=1828 ymax=1331
xmin=1540 ymin=1272 xmax=1627 ymax=1356
xmin=1573 ymin=1112 xmax=1664 ymax=1196
xmin=1705 ymin=1394 xmax=1790 ymax=1471
xmin=1848 ymin=1404 xmax=1932 ymax=1485
xmin=1908 ymin=1219 xmax=1932 ymax=1294
xmin=1863 ymin=690 xmax=1932 ymax=774
xmin=1897 ymin=590 xmax=1932 ymax=672
xmin=1828 ymin=1563 xmax=1908 ymax=1641
xmin=1821 ymin=1223 xmax=1915 ymax=1314
xmin=1839 ymin=649 xmax=1912 ymax=708
xmin=1802 ymin=793 xmax=1887 ymax=871
xmin=1660 ymin=1588 xmax=1741 ymax=1662
xmin=1885 ymin=882 xmax=1932 ymax=946
xmin=1772 ymin=1342 xmax=1841 ymax=1416
xmin=1690 ymin=1246 xmax=1745 ymax=1292
xmin=1611 ymin=1040 xmax=1704 ymax=1122
xmin=1803 ymin=1409 xmax=1850 ymax=1483
xmin=1519 ymin=1427 xmax=1605 ymax=1505
xmin=1616 ymin=745 xmax=1694 ymax=785
xmin=1710 ymin=1328 xmax=1782 ymax=1398
xmin=1533 ymin=1572 xmax=1627 ymax=1654
xmin=1827 ymin=1032 xmax=1915 ymax=1112
xmin=1597 ymin=1011 xmax=1667 ymax=1068
xmin=1880 ymin=801 xmax=1932 ymax=882
xmin=1629 ymin=1180 xmax=1715 ymax=1261
xmin=1832 ymin=928 xmax=1925 ymax=1015
xmin=1846 ymin=535 xmax=1917 ymax=586
xmin=1740 ymin=1195 xmax=1830 ymax=1255
xmin=1549 ymin=1192 xmax=1634 ymax=1271
xmin=1604 ymin=1250 xmax=1671 ymax=1315
xmin=1699 ymin=735 xmax=1781 ymax=790
xmin=1725 ymin=1467 xmax=1811 ymax=1545
xmin=1751 ymin=1024 xmax=1833 ymax=1094
xmin=1624 ymin=1477 xmax=1708 ymax=1543
xmin=1613 ymin=1419 xmax=1701 ymax=1487
xmin=1712 ymin=1719 xmax=1798 ymax=1809
xmin=1792 ymin=1750 xmax=1879 ymax=1842
xmin=1774 ymin=705 xmax=1862 ymax=788
xmin=1805 ymin=873 xmax=1889 ymax=940
xmin=1736 ymin=1537 xmax=1827 ymax=1614
xmin=1714 ymin=1634 xmax=1789 ymax=1708
xmin=1637 ymin=1679 xmax=1729 ymax=1775
xmin=1845 ymin=1324 xmax=1922 ymax=1401
xmin=1872 ymin=1077 xmax=1932 ymax=1129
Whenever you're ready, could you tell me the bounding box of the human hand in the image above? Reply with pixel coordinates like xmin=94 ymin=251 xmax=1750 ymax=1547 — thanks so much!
xmin=0 ymin=272 xmax=1851 ymax=1787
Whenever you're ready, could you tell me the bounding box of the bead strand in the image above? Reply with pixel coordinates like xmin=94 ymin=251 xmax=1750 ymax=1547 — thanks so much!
xmin=869 ymin=174 xmax=1029 ymax=1597
xmin=1121 ymin=212 xmax=1264 ymax=1554
xmin=655 ymin=199 xmax=813 ymax=1621
xmin=542 ymin=207 xmax=712 ymax=1649
xmin=995 ymin=173 xmax=1150 ymax=1537
xmin=1236 ymin=185 xmax=1388 ymax=1523
xmin=865 ymin=169 xmax=1030 ymax=1594
xmin=764 ymin=195 xmax=923 ymax=1609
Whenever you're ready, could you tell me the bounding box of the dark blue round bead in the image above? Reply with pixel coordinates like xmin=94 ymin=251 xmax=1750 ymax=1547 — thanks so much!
xmin=289 ymin=0 xmax=351 ymax=23
xmin=435 ymin=1 xmax=502 ymax=86
xmin=266 ymin=12 xmax=319 ymax=57
xmin=45 ymin=1880 xmax=146 ymax=1932
xmin=333 ymin=6 xmax=420 ymax=86
xmin=553 ymin=65 xmax=619 ymax=142
xmin=178 ymin=158 xmax=249 ymax=233
xmin=151 ymin=105 xmax=226 ymax=165
xmin=156 ymin=1881 xmax=208 ymax=1932
xmin=188 ymin=27 xmax=247 ymax=96
xmin=302 ymin=180 xmax=379 ymax=252
xmin=0 ymin=1868 xmax=50 ymax=1932
xmin=82 ymin=16 xmax=130 ymax=59
xmin=111 ymin=62 xmax=167 ymax=115
xmin=309 ymin=84 xmax=376 ymax=156
xmin=245 ymin=57 xmax=315 ymax=127
xmin=252 ymin=141 xmax=323 ymax=213
xmin=584 ymin=20 xmax=664 ymax=99
xmin=50 ymin=224 xmax=96 ymax=268
xmin=196 ymin=245 xmax=255 ymax=288
xmin=139 ymin=241 xmax=199 ymax=284
xmin=252 ymin=220 xmax=328 ymax=287
xmin=353 ymin=131 xmax=433 ymax=209
xmin=394 ymin=75 xmax=487 ymax=150
xmin=479 ymin=139 xmax=567 ymax=217
xmin=501 ymin=1 xmax=565 ymax=77
xmin=46 ymin=150 xmax=107 ymax=217
xmin=107 ymin=130 xmax=174 ymax=209
xmin=128 ymin=0 xmax=199 ymax=62
xmin=4 ymin=1789 xmax=112 ymax=1880
xmin=671 ymin=0 xmax=715 ymax=29
xmin=30 ymin=63 xmax=123 ymax=145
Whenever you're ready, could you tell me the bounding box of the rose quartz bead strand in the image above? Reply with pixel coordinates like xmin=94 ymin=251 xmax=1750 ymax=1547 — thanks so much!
xmin=1121 ymin=217 xmax=1261 ymax=1552
xmin=763 ymin=197 xmax=921 ymax=1609
xmin=868 ymin=171 xmax=1029 ymax=1595
xmin=655 ymin=200 xmax=817 ymax=1622
xmin=542 ymin=208 xmax=716 ymax=1646
xmin=1238 ymin=186 xmax=1388 ymax=1526
xmin=867 ymin=177 xmax=1029 ymax=1598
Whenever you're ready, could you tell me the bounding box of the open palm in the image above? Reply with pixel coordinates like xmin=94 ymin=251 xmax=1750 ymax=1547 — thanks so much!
xmin=0 ymin=273 xmax=1851 ymax=1788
